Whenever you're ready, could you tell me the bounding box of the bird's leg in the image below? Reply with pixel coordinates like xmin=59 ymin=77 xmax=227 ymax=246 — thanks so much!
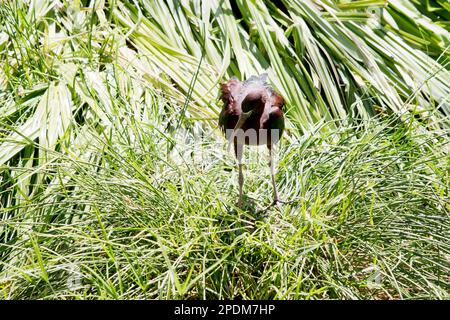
xmin=235 ymin=143 xmax=244 ymax=208
xmin=238 ymin=163 xmax=244 ymax=208
xmin=227 ymin=111 xmax=252 ymax=154
xmin=268 ymin=144 xmax=280 ymax=204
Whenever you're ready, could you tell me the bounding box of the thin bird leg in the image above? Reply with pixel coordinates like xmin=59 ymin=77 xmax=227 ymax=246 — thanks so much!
xmin=268 ymin=144 xmax=280 ymax=204
xmin=235 ymin=142 xmax=244 ymax=208
xmin=227 ymin=111 xmax=252 ymax=154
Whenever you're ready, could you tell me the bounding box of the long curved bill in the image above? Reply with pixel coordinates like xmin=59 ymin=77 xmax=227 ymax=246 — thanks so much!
xmin=227 ymin=110 xmax=253 ymax=153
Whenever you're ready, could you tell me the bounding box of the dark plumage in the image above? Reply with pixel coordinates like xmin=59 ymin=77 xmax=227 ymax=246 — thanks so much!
xmin=219 ymin=74 xmax=285 ymax=207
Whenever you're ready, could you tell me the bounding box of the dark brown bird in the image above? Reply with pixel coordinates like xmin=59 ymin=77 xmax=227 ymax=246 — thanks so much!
xmin=219 ymin=74 xmax=285 ymax=208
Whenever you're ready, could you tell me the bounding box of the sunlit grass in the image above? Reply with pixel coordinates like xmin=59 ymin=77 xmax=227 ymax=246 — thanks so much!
xmin=2 ymin=105 xmax=448 ymax=299
xmin=0 ymin=0 xmax=449 ymax=299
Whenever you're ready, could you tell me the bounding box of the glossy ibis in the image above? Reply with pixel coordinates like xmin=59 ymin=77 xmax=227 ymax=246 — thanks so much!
xmin=219 ymin=74 xmax=285 ymax=208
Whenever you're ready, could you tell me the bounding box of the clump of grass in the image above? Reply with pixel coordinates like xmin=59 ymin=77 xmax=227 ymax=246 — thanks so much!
xmin=0 ymin=0 xmax=449 ymax=300
xmin=1 ymin=98 xmax=448 ymax=298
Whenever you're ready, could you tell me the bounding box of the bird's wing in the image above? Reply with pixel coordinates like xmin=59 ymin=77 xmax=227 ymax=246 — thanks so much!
xmin=220 ymin=79 xmax=242 ymax=104
xmin=219 ymin=79 xmax=243 ymax=130
xmin=270 ymin=91 xmax=284 ymax=110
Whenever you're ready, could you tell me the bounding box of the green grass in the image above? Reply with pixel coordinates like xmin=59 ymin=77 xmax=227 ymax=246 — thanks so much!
xmin=1 ymin=109 xmax=449 ymax=299
xmin=0 ymin=0 xmax=449 ymax=299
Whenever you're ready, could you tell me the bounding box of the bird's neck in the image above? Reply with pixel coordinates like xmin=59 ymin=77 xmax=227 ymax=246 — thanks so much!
xmin=251 ymin=101 xmax=269 ymax=117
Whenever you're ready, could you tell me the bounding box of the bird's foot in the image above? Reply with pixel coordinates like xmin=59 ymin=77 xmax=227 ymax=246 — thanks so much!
xmin=275 ymin=199 xmax=296 ymax=205
xmin=258 ymin=198 xmax=282 ymax=213
xmin=272 ymin=197 xmax=282 ymax=205
xmin=259 ymin=197 xmax=301 ymax=214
